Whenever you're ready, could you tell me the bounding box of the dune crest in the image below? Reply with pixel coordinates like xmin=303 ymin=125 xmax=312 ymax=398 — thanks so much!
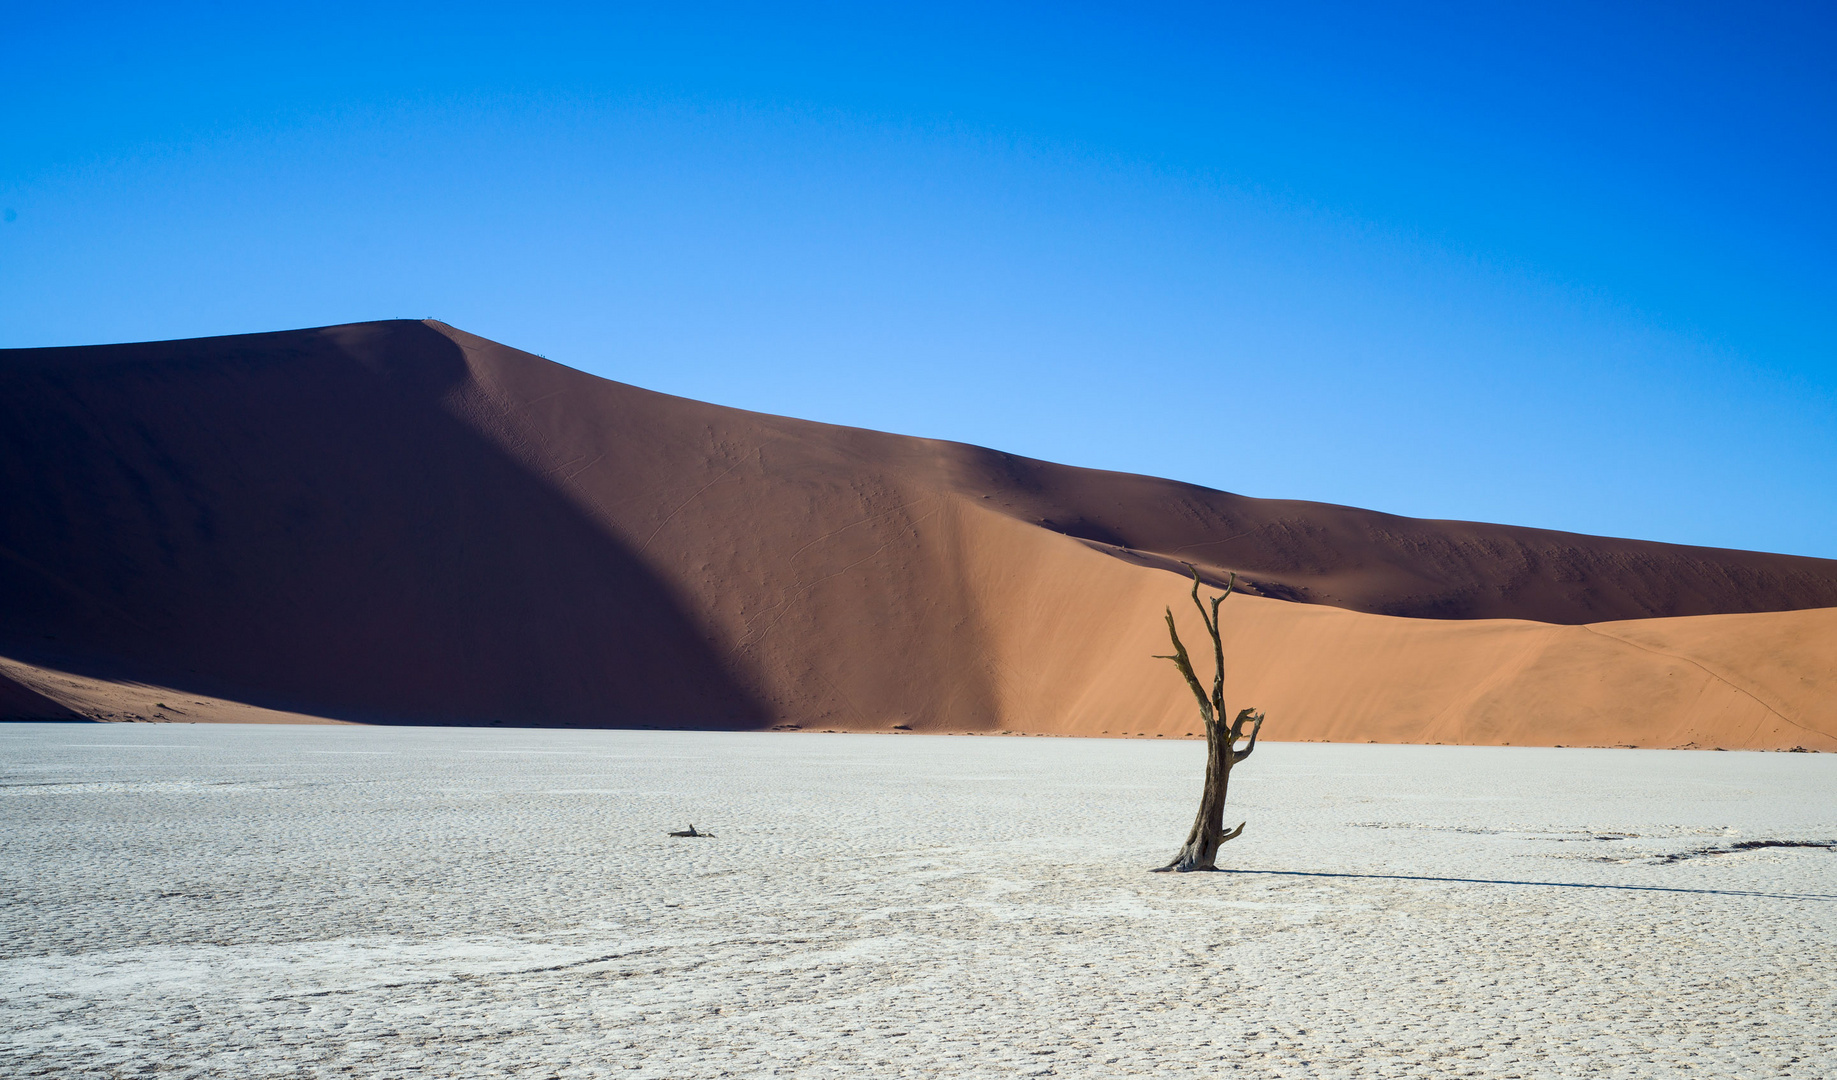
xmin=2 ymin=319 xmax=1832 ymax=747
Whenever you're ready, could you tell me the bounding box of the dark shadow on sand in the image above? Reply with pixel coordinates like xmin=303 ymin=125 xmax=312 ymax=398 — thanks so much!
xmin=0 ymin=321 xmax=769 ymax=729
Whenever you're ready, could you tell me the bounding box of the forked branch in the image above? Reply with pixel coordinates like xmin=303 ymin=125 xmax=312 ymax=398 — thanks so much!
xmin=1231 ymin=708 xmax=1265 ymax=763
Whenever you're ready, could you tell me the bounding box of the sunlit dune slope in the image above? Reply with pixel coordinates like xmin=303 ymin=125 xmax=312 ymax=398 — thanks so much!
xmin=951 ymin=506 xmax=1836 ymax=751
xmin=2 ymin=319 xmax=1832 ymax=747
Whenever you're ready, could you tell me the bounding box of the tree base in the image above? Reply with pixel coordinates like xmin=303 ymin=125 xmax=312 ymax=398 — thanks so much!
xmin=1151 ymin=821 xmax=1244 ymax=874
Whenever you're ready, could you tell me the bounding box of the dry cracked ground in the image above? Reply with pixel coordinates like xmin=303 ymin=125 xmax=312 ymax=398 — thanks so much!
xmin=3 ymin=725 xmax=1833 ymax=1078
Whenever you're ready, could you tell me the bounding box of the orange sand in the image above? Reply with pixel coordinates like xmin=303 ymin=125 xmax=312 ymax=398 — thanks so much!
xmin=2 ymin=320 xmax=1831 ymax=748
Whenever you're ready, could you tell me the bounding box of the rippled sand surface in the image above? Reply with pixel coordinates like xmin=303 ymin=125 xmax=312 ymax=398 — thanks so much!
xmin=3 ymin=725 xmax=1833 ymax=1078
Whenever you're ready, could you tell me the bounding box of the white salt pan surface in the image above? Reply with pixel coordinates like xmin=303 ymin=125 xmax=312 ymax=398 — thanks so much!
xmin=2 ymin=725 xmax=1833 ymax=1077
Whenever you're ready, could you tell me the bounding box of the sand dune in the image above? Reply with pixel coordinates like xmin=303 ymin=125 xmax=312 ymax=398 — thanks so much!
xmin=952 ymin=504 xmax=1836 ymax=750
xmin=0 ymin=665 xmax=80 ymax=722
xmin=2 ymin=320 xmax=1832 ymax=747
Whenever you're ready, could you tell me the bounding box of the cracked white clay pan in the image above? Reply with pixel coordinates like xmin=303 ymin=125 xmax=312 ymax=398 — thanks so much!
xmin=3 ymin=724 xmax=1833 ymax=1077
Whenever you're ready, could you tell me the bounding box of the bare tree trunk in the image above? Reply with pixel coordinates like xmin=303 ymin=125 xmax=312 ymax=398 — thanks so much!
xmin=1159 ymin=717 xmax=1236 ymax=871
xmin=1152 ymin=567 xmax=1265 ymax=873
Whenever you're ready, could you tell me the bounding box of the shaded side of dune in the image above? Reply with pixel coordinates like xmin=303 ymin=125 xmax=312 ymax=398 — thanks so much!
xmin=2 ymin=319 xmax=1834 ymax=746
xmin=0 ymin=322 xmax=766 ymax=727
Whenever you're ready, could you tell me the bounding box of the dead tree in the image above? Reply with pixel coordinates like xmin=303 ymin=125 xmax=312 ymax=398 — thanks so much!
xmin=1152 ymin=566 xmax=1265 ymax=872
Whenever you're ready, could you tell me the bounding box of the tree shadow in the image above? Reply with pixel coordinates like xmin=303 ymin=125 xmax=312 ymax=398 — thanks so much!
xmin=1217 ymin=867 xmax=1837 ymax=903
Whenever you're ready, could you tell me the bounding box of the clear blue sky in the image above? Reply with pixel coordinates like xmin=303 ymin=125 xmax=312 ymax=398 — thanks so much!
xmin=4 ymin=3 xmax=1833 ymax=557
